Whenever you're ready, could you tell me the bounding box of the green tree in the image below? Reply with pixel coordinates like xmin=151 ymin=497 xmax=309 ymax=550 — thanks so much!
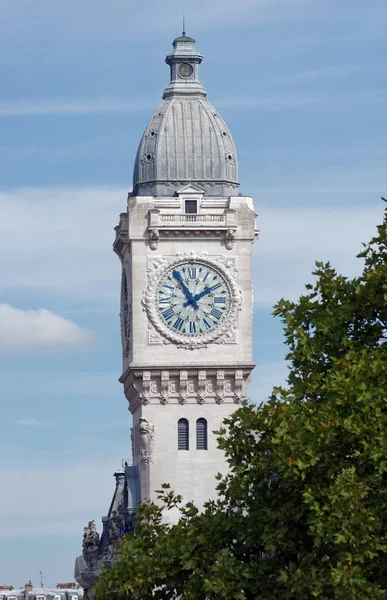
xmin=95 ymin=203 xmax=387 ymax=600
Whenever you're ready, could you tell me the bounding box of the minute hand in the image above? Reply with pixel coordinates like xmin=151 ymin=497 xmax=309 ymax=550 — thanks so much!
xmin=172 ymin=270 xmax=199 ymax=309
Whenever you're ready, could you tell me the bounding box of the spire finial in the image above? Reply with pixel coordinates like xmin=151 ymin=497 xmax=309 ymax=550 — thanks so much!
xmin=182 ymin=13 xmax=186 ymax=36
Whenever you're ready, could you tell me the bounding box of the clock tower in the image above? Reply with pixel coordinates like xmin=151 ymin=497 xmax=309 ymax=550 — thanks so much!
xmin=113 ymin=32 xmax=258 ymax=515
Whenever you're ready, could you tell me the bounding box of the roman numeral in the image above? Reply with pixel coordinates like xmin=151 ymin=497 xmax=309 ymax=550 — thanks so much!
xmin=211 ymin=283 xmax=221 ymax=292
xmin=162 ymin=307 xmax=175 ymax=321
xmin=203 ymin=271 xmax=210 ymax=282
xmin=214 ymin=296 xmax=226 ymax=304
xmin=189 ymin=321 xmax=196 ymax=334
xmin=173 ymin=317 xmax=184 ymax=331
xmin=159 ymin=298 xmax=170 ymax=305
xmin=210 ymin=308 xmax=222 ymax=320
xmin=203 ymin=319 xmax=211 ymax=330
xmin=163 ymin=283 xmax=174 ymax=291
xmin=188 ymin=267 xmax=197 ymax=279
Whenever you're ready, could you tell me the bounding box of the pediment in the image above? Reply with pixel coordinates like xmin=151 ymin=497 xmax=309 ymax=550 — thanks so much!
xmin=176 ymin=184 xmax=205 ymax=196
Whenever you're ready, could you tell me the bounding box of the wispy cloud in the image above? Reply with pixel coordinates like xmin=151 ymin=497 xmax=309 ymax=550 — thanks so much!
xmin=0 ymin=97 xmax=155 ymax=118
xmin=0 ymin=304 xmax=94 ymax=351
xmin=273 ymin=63 xmax=365 ymax=84
xmin=1 ymin=88 xmax=384 ymax=119
xmin=251 ymin=187 xmax=384 ymax=194
xmin=0 ymin=372 xmax=119 ymax=396
xmin=215 ymin=89 xmax=387 ymax=110
xmin=16 ymin=418 xmax=55 ymax=427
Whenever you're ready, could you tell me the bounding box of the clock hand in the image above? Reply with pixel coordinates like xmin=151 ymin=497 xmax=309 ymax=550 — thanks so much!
xmin=172 ymin=270 xmax=199 ymax=310
xmin=183 ymin=286 xmax=212 ymax=307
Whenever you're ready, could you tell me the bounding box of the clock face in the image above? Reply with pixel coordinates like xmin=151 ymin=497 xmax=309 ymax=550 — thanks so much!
xmin=156 ymin=262 xmax=231 ymax=337
xmin=178 ymin=63 xmax=193 ymax=79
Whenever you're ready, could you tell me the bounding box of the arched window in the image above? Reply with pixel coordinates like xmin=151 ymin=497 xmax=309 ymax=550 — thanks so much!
xmin=196 ymin=418 xmax=208 ymax=450
xmin=178 ymin=418 xmax=189 ymax=450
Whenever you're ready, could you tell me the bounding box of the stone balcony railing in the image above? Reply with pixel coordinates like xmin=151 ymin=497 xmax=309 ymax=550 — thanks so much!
xmin=148 ymin=208 xmax=236 ymax=228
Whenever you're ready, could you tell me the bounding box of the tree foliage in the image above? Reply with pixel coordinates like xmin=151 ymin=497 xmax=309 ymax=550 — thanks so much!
xmin=95 ymin=203 xmax=387 ymax=599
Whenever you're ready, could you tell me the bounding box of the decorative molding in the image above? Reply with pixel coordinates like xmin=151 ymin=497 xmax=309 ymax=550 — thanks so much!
xmin=142 ymin=251 xmax=242 ymax=349
xmin=113 ymin=213 xmax=129 ymax=258
xmin=178 ymin=371 xmax=188 ymax=404
xmin=197 ymin=370 xmax=207 ymax=403
xmin=149 ymin=228 xmax=159 ymax=250
xmin=148 ymin=327 xmax=163 ymax=345
xmin=225 ymin=229 xmax=235 ymax=250
xmin=215 ymin=370 xmax=225 ymax=404
xmin=120 ymin=367 xmax=253 ymax=414
xmin=234 ymin=369 xmax=244 ymax=403
xmin=160 ymin=371 xmax=169 ymax=404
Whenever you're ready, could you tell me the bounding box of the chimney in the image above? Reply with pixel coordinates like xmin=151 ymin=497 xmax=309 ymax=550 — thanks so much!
xmin=25 ymin=580 xmax=33 ymax=596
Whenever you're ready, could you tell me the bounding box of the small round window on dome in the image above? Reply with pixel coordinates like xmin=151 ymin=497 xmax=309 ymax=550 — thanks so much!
xmin=228 ymin=155 xmax=233 ymax=161
xmin=150 ymin=131 xmax=155 ymax=136
xmin=146 ymin=154 xmax=152 ymax=161
xmin=222 ymin=131 xmax=227 ymax=136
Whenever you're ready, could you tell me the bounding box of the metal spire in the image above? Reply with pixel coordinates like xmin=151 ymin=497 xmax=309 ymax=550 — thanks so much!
xmin=182 ymin=13 xmax=186 ymax=36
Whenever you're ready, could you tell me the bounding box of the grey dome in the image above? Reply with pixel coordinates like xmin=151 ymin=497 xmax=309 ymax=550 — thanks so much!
xmin=132 ymin=34 xmax=239 ymax=197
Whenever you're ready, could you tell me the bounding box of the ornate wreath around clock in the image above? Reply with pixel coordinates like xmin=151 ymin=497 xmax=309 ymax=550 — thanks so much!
xmin=142 ymin=253 xmax=242 ymax=347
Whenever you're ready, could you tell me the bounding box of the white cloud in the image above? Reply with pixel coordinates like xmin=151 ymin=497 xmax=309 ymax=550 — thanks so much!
xmin=0 ymin=186 xmax=125 ymax=304
xmin=253 ymin=203 xmax=384 ymax=308
xmin=0 ymin=304 xmax=93 ymax=350
xmin=16 ymin=418 xmax=55 ymax=426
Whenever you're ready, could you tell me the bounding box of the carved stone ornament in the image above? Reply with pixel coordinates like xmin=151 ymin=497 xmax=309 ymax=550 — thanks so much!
xmin=142 ymin=252 xmax=242 ymax=349
xmin=149 ymin=228 xmax=159 ymax=250
xmin=82 ymin=520 xmax=100 ymax=556
xmin=108 ymin=509 xmax=124 ymax=541
xmin=225 ymin=229 xmax=235 ymax=250
xmin=138 ymin=418 xmax=155 ymax=468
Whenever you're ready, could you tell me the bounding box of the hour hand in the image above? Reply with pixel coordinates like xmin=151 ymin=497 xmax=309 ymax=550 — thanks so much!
xmin=183 ymin=285 xmax=211 ymax=307
xmin=172 ymin=270 xmax=199 ymax=309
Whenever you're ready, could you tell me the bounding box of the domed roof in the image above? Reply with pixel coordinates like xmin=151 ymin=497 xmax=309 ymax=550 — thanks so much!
xmin=132 ymin=34 xmax=239 ymax=197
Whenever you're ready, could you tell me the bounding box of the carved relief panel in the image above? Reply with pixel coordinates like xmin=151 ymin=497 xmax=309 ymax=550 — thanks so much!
xmin=120 ymin=260 xmax=132 ymax=357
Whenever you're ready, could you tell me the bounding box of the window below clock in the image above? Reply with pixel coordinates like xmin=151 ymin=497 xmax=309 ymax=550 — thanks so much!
xmin=185 ymin=200 xmax=197 ymax=214
xmin=178 ymin=418 xmax=189 ymax=450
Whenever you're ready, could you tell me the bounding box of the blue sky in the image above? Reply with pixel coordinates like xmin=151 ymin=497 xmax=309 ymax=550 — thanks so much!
xmin=0 ymin=0 xmax=386 ymax=587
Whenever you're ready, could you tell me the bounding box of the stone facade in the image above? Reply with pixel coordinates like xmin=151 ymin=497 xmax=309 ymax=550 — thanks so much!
xmin=115 ymin=33 xmax=257 ymax=511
